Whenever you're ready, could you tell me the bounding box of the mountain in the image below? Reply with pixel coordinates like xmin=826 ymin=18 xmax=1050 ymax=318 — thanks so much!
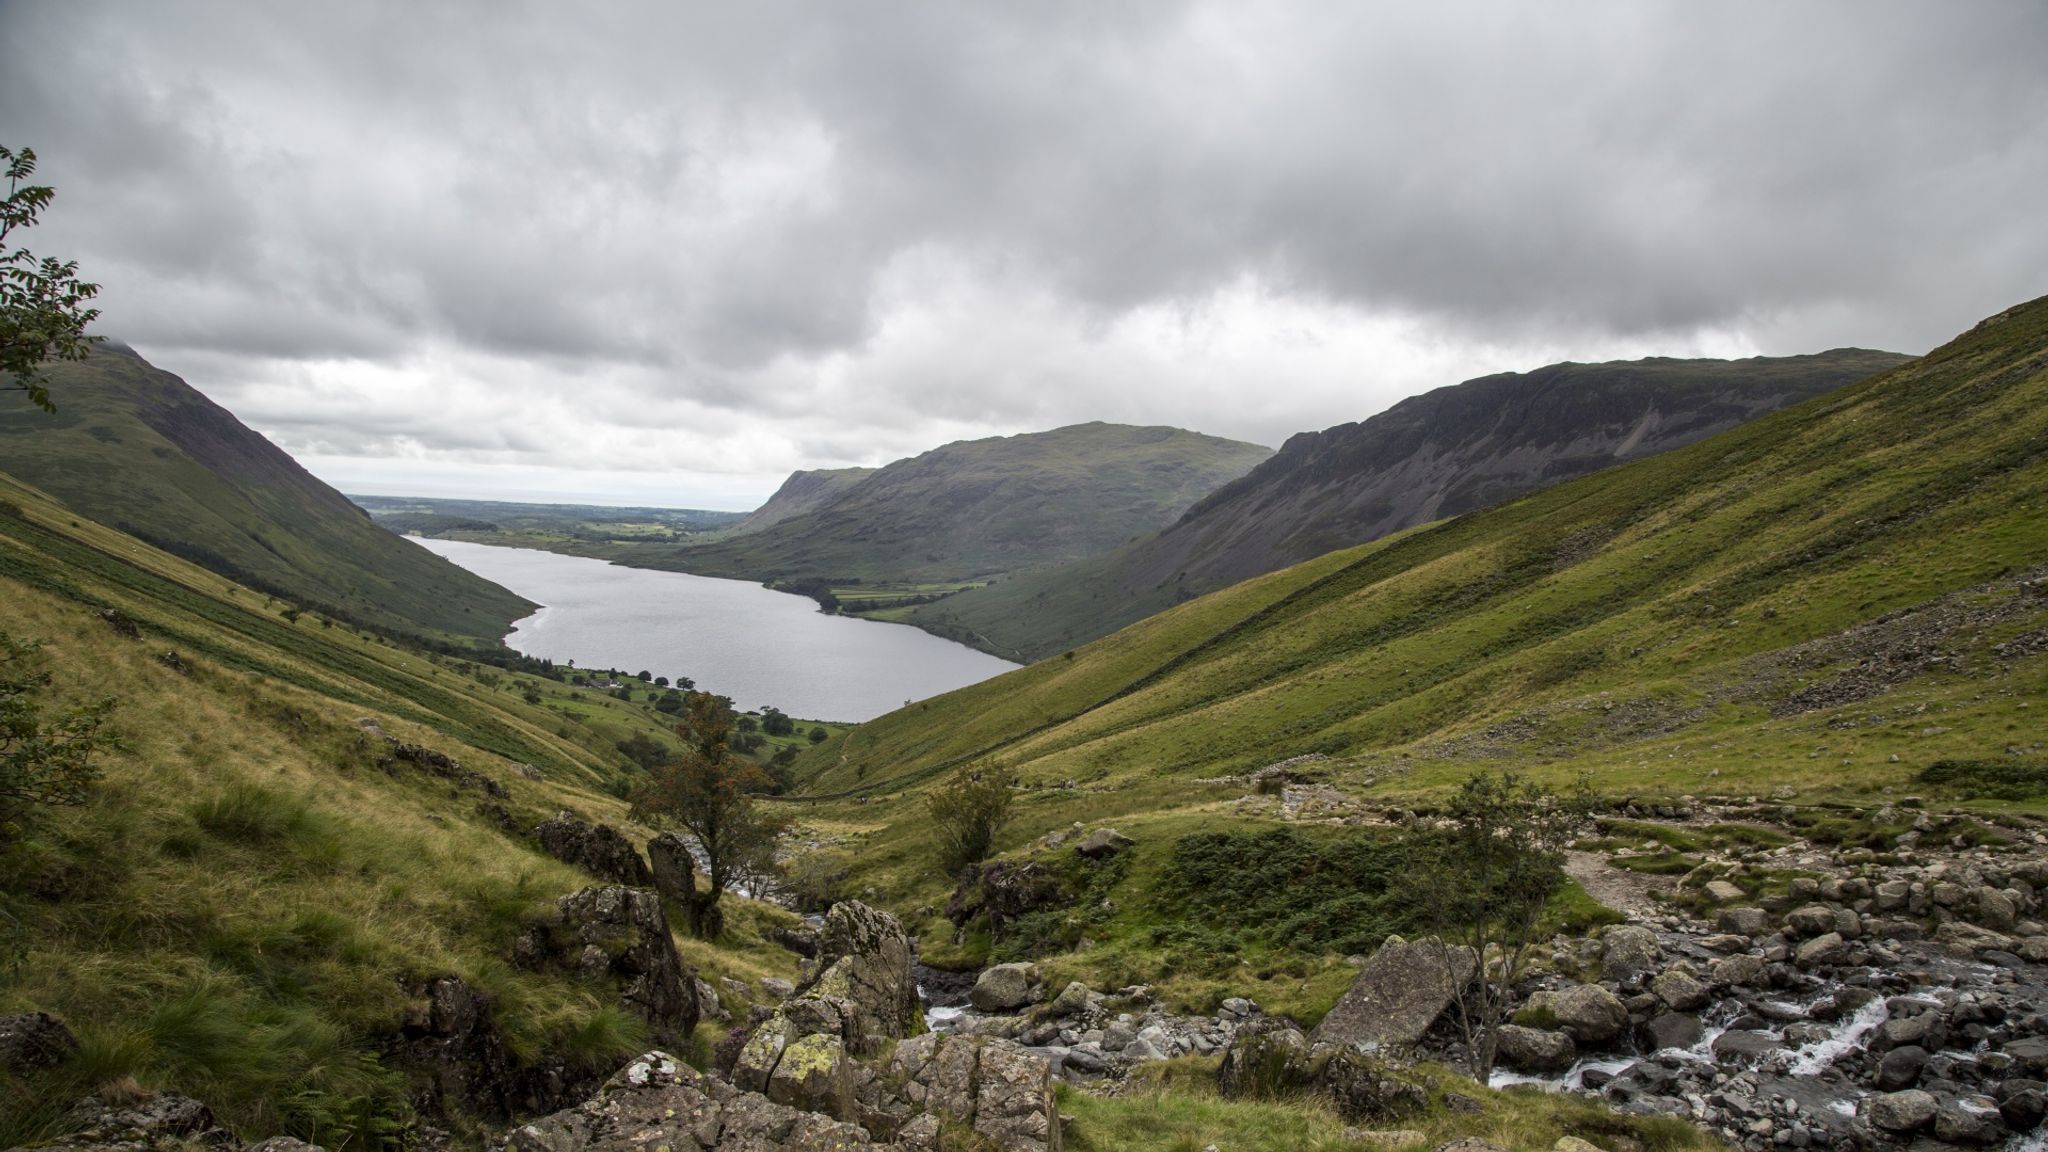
xmin=902 ymin=349 xmax=1910 ymax=660
xmin=0 ymin=344 xmax=532 ymax=642
xmin=625 ymin=422 xmax=1274 ymax=584
xmin=799 ymin=298 xmax=2044 ymax=797
xmin=730 ymin=466 xmax=876 ymax=534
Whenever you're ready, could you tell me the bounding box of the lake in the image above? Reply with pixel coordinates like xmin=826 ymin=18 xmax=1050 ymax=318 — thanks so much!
xmin=411 ymin=537 xmax=1020 ymax=722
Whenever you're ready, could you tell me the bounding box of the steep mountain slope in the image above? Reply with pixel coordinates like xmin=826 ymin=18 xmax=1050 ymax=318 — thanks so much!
xmin=730 ymin=466 xmax=875 ymax=534
xmin=905 ymin=349 xmax=1909 ymax=660
xmin=625 ymin=422 xmax=1273 ymax=584
xmin=0 ymin=345 xmax=532 ymax=642
xmin=799 ymin=298 xmax=2045 ymax=799
xmin=0 ymin=471 xmax=810 ymax=1147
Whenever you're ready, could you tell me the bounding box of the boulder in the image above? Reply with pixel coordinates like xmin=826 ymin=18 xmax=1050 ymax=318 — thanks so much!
xmin=1319 ymin=1049 xmax=1429 ymax=1123
xmin=1074 ymin=828 xmax=1135 ymax=859
xmin=1703 ymin=880 xmax=1747 ymax=904
xmin=1045 ymin=981 xmax=1092 ymax=1018
xmin=1649 ymin=969 xmax=1708 ymax=1011
xmin=971 ymin=963 xmax=1040 ymax=1012
xmin=1876 ymin=1045 xmax=1928 ymax=1090
xmin=1717 ymin=907 xmax=1770 ymax=936
xmin=1641 ymin=1012 xmax=1703 ymax=1052
xmin=1795 ymin=931 xmax=1846 ymax=969
xmin=531 ymin=886 xmax=698 ymax=1045
xmin=765 ymin=1031 xmax=851 ymax=1118
xmin=1709 ymin=954 xmax=1766 ymax=988
xmin=0 ymin=1011 xmax=78 ymax=1075
xmin=1216 ymin=1018 xmax=1312 ymax=1100
xmin=799 ymin=900 xmax=920 ymax=1052
xmin=506 ymin=1051 xmax=882 ymax=1152
xmin=974 ymin=1038 xmax=1064 ymax=1151
xmin=1523 ymin=985 xmax=1627 ymax=1045
xmin=1867 ymin=1089 xmax=1938 ymax=1133
xmin=1783 ymin=904 xmax=1839 ymax=938
xmin=245 ymin=1140 xmax=327 ymax=1152
xmin=1711 ymin=1030 xmax=1783 ymax=1063
xmin=1343 ymin=1130 xmax=1428 ymax=1148
xmin=1935 ymin=1094 xmax=2008 ymax=1146
xmin=1554 ymin=1139 xmax=1603 ymax=1152
xmin=1976 ymin=886 xmax=2020 ymax=932
xmin=535 ymin=812 xmax=653 ymax=887
xmin=1600 ymin=926 xmax=1661 ymax=982
xmin=1311 ymin=938 xmax=1476 ymax=1050
xmin=645 ymin=832 xmax=697 ymax=907
xmin=1495 ymin=1025 xmax=1576 ymax=1072
xmin=1435 ymin=1141 xmax=1508 ymax=1152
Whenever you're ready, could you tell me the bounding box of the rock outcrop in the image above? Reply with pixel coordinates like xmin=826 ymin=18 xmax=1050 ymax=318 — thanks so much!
xmin=505 ymin=1051 xmax=880 ymax=1152
xmin=1216 ymin=1020 xmax=1428 ymax=1124
xmin=516 ymin=885 xmax=697 ymax=1046
xmin=534 ymin=813 xmax=653 ymax=887
xmin=798 ymin=900 xmax=921 ymax=1050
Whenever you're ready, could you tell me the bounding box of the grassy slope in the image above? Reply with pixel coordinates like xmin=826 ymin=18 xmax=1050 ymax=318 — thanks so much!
xmin=776 ymin=296 xmax=2048 ymax=1002
xmin=599 ymin=422 xmax=1276 ymax=585
xmin=0 ymin=474 xmax=805 ymax=1147
xmin=0 ymin=347 xmax=532 ymax=643
xmin=906 ymin=350 xmax=1912 ymax=662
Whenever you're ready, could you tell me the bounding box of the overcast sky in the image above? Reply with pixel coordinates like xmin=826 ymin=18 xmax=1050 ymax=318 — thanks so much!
xmin=4 ymin=2 xmax=2044 ymax=509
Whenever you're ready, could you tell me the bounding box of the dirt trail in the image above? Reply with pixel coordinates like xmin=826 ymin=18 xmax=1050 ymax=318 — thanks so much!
xmin=1565 ymin=850 xmax=1675 ymax=919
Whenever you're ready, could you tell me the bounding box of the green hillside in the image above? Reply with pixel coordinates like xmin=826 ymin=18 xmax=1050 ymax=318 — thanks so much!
xmin=0 ymin=346 xmax=532 ymax=643
xmin=0 ymin=470 xmax=819 ymax=1147
xmin=608 ymin=422 xmax=1274 ymax=585
xmin=797 ymin=292 xmax=2048 ymax=810
xmin=903 ymin=349 xmax=1909 ymax=662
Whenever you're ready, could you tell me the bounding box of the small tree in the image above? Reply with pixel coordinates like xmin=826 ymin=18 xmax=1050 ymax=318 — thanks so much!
xmin=629 ymin=693 xmax=785 ymax=937
xmin=1405 ymin=770 xmax=1591 ymax=1079
xmin=760 ymin=707 xmax=794 ymax=737
xmin=1 ymin=147 xmax=101 ymax=413
xmin=926 ymin=760 xmax=1017 ymax=875
xmin=2 ymin=630 xmax=116 ymax=849
xmin=807 ymin=726 xmax=828 ymax=745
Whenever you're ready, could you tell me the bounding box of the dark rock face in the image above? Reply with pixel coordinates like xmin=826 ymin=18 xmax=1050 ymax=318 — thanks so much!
xmin=1311 ymin=937 xmax=1476 ymax=1050
xmin=878 ymin=1034 xmax=1063 ymax=1152
xmin=518 ymin=885 xmax=697 ymax=1046
xmin=646 ymin=832 xmax=696 ymax=907
xmin=0 ymin=1011 xmax=78 ymax=1075
xmin=946 ymin=860 xmax=1066 ymax=942
xmin=389 ymin=974 xmax=593 ymax=1124
xmin=534 ymin=813 xmax=653 ymax=887
xmin=375 ymin=735 xmax=510 ymax=798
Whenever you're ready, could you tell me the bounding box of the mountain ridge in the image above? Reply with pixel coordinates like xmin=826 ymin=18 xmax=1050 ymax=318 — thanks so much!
xmin=0 ymin=344 xmax=533 ymax=642
xmin=902 ymin=348 xmax=1911 ymax=661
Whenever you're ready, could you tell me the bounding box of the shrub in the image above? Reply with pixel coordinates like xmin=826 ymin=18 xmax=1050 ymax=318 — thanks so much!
xmin=927 ymin=761 xmax=1016 ymax=875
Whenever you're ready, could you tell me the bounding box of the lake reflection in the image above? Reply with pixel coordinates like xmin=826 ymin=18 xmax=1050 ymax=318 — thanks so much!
xmin=412 ymin=537 xmax=1019 ymax=722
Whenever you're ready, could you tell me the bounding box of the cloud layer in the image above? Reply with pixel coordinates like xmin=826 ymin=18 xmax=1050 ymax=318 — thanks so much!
xmin=4 ymin=1 xmax=2044 ymax=506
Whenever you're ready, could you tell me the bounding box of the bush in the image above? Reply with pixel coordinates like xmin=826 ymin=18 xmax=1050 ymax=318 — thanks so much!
xmin=927 ymin=761 xmax=1016 ymax=875
xmin=1919 ymin=758 xmax=2048 ymax=800
xmin=1 ymin=629 xmax=116 ymax=848
xmin=1162 ymin=827 xmax=1422 ymax=955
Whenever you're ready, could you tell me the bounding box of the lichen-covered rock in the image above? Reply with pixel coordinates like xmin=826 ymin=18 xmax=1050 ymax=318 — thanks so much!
xmin=1311 ymin=937 xmax=1476 ymax=1050
xmin=1600 ymin=925 xmax=1661 ymax=982
xmin=18 ymin=1092 xmax=236 ymax=1152
xmin=767 ymin=1032 xmax=852 ymax=1119
xmin=534 ymin=812 xmax=653 ymax=887
xmin=798 ymin=901 xmax=919 ymax=1052
xmin=874 ymin=1034 xmax=1060 ymax=1152
xmin=1649 ymin=968 xmax=1708 ymax=1011
xmin=1709 ymin=953 xmax=1766 ymax=987
xmin=504 ymin=1051 xmax=882 ymax=1152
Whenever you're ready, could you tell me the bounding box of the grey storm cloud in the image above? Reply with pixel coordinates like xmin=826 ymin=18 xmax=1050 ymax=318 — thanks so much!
xmin=2 ymin=1 xmax=2045 ymax=503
